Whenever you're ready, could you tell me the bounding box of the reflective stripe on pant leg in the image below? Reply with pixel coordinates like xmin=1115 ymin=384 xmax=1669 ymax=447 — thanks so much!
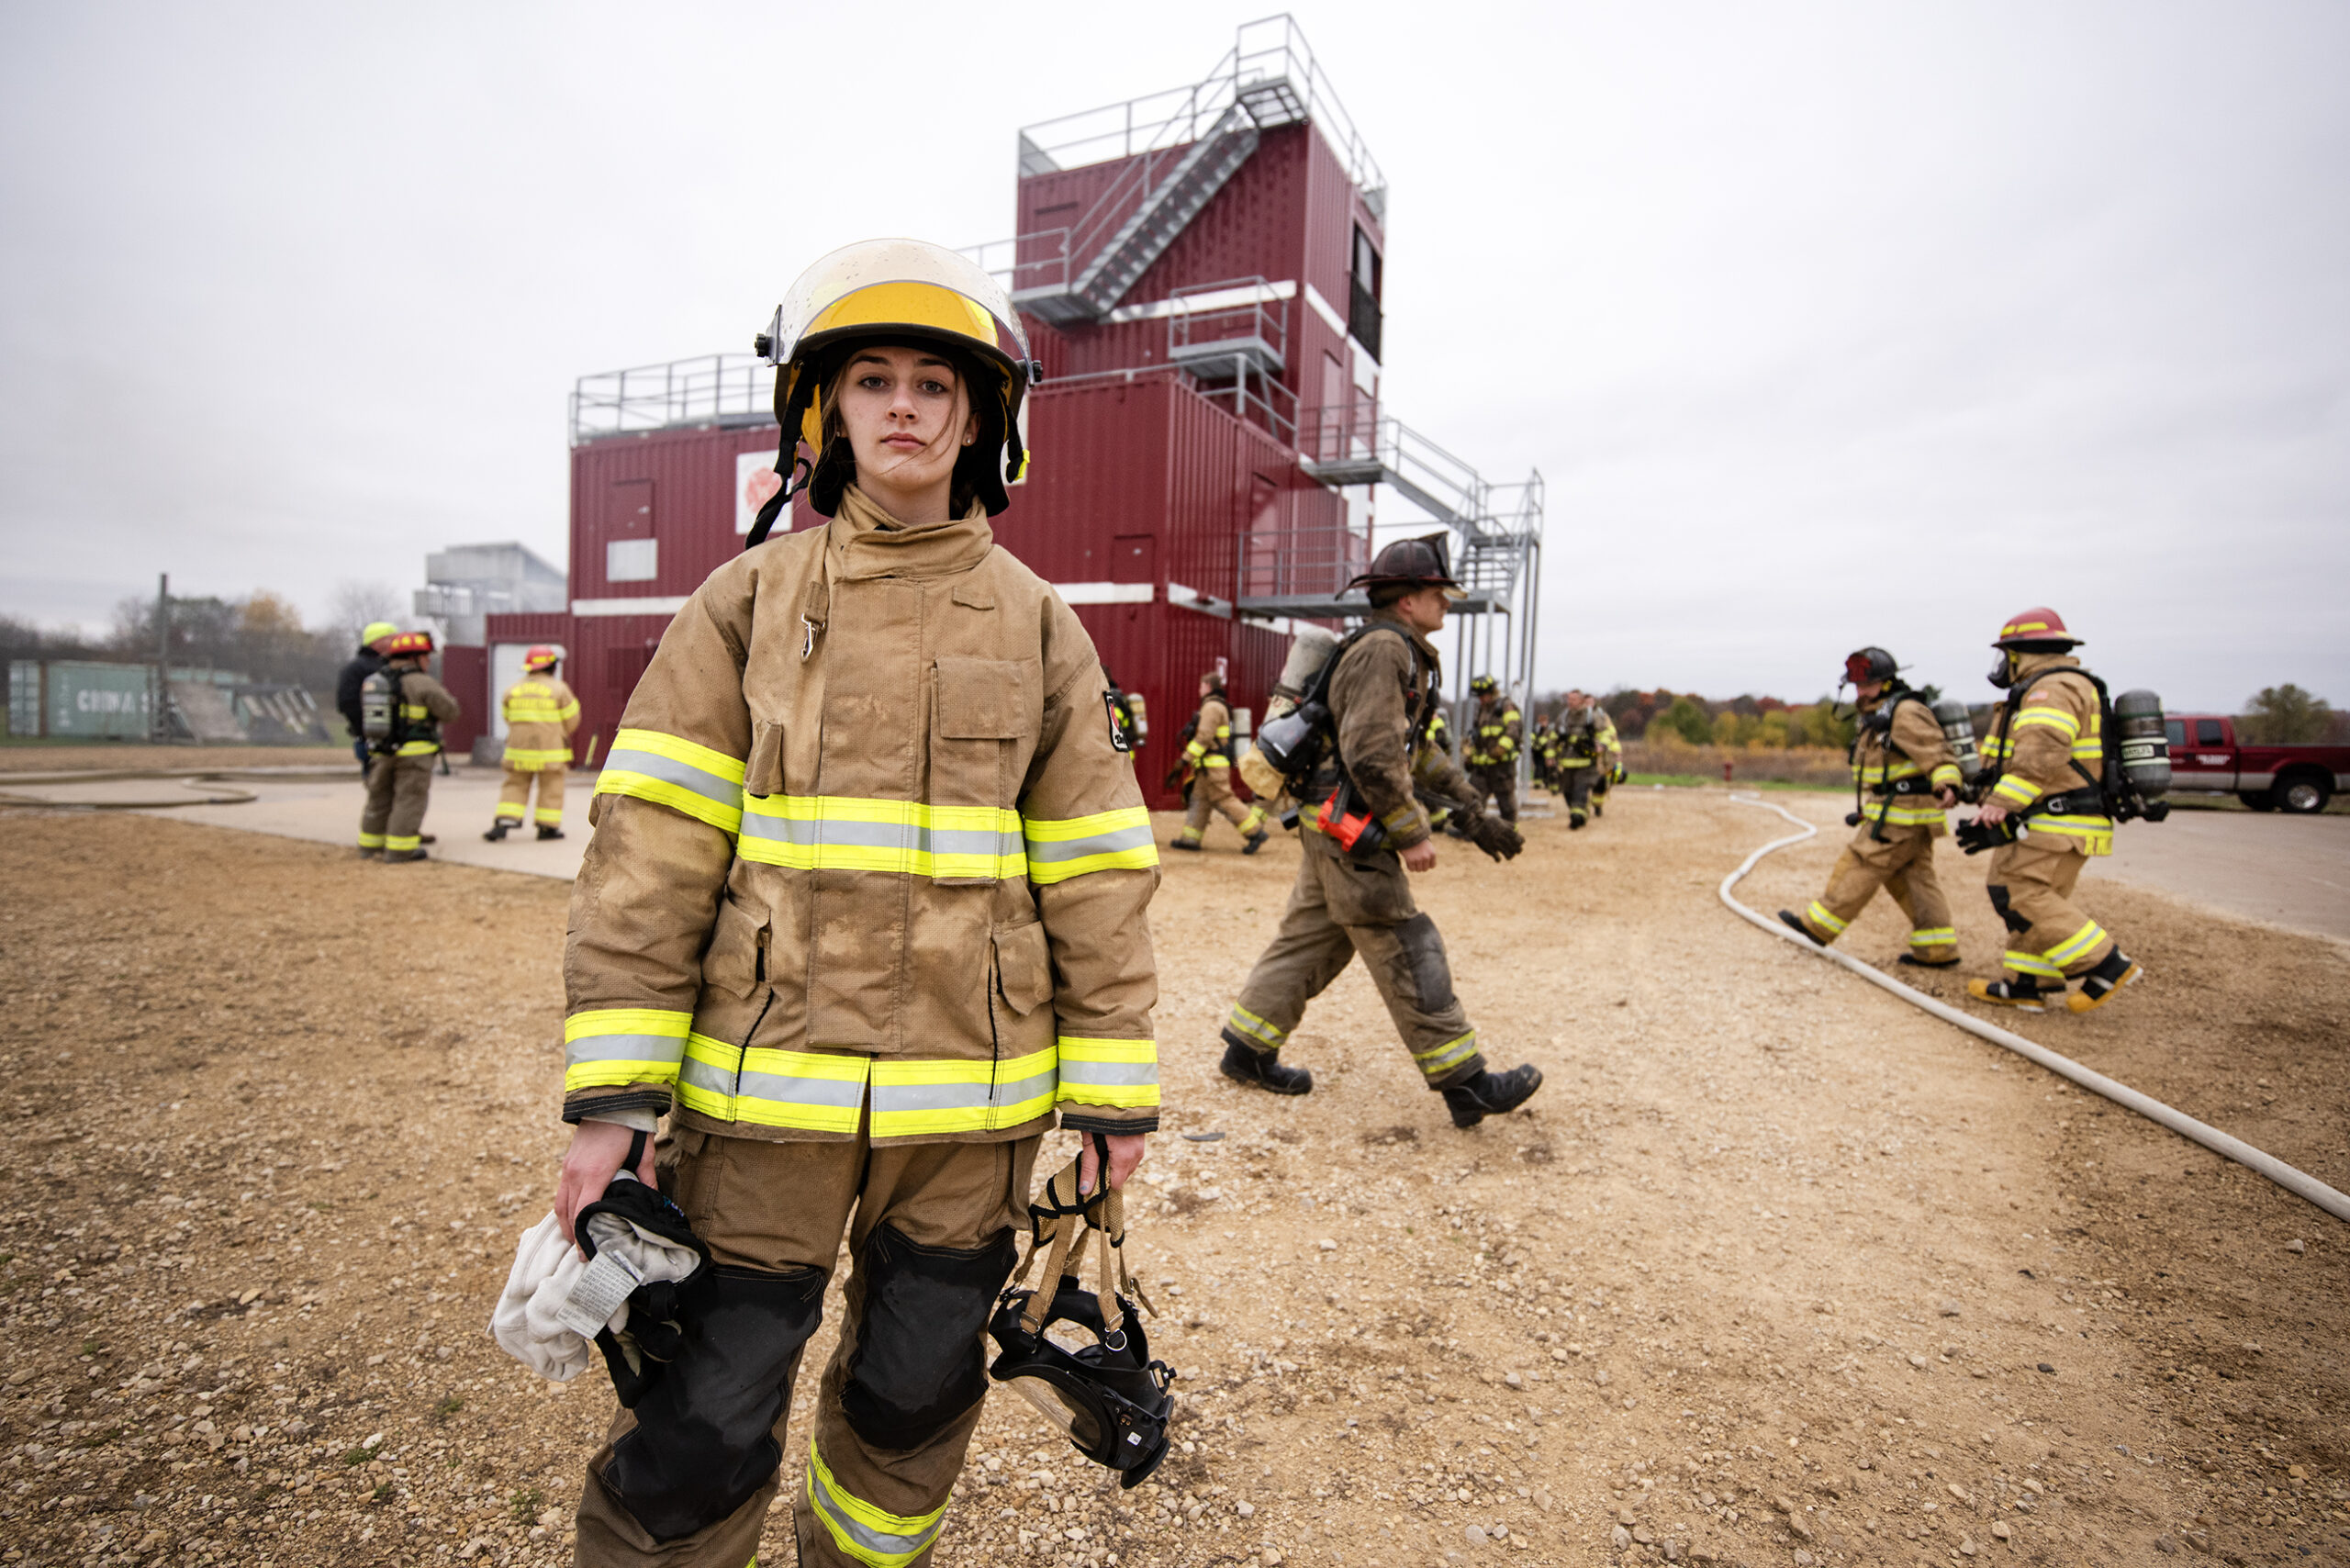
xmin=805 ymin=1436 xmax=946 ymax=1568
xmin=1237 ymin=804 xmax=1267 ymax=834
xmin=1412 ymin=1030 xmax=1480 ymax=1081
xmin=2003 ymin=949 xmax=2065 ymax=980
xmin=494 ymin=803 xmax=526 ymax=822
xmin=385 ymin=834 xmax=421 ymax=853
xmin=1908 ymin=927 xmax=1957 ymax=948
xmin=535 ymin=804 xmax=564 ymax=825
xmin=357 ymin=832 xmax=386 ymax=849
xmin=2042 ymin=919 xmax=2109 ymax=971
xmin=1804 ymin=901 xmax=1849 ymax=936
xmin=1224 ymin=1004 xmax=1287 ymax=1051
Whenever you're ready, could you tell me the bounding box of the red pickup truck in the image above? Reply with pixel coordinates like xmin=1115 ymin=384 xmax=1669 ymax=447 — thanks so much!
xmin=2163 ymin=713 xmax=2347 ymax=813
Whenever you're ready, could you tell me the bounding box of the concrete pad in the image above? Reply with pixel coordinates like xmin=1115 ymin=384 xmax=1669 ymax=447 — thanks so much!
xmin=130 ymin=766 xmax=588 ymax=881
xmin=2088 ymin=807 xmax=2350 ymax=942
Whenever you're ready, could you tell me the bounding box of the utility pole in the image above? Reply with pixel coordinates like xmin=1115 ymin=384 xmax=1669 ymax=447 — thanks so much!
xmin=152 ymin=573 xmax=170 ymax=744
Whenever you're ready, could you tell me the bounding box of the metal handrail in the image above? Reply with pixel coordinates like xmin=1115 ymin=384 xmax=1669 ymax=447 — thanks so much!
xmin=572 ymin=354 xmax=772 ymax=443
xmin=1169 ymin=277 xmax=1288 ymax=365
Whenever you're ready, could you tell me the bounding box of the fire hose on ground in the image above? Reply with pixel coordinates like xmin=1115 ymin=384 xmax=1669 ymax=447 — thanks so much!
xmin=0 ymin=767 xmax=355 ymax=811
xmin=1718 ymin=792 xmax=2350 ymax=1226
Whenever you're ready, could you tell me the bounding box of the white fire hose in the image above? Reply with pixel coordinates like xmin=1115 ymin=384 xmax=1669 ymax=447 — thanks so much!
xmin=1718 ymin=793 xmax=2350 ymax=1226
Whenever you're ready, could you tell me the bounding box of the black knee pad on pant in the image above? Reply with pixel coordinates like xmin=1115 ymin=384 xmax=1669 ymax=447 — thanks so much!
xmin=1393 ymin=913 xmax=1457 ymax=1013
xmin=1986 ymin=883 xmax=2031 ymax=935
xmin=842 ymin=1222 xmax=1017 ymax=1451
xmin=603 ymin=1264 xmax=825 ymax=1543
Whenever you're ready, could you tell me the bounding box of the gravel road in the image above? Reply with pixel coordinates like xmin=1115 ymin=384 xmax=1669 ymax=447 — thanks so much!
xmin=0 ymin=794 xmax=2341 ymax=1567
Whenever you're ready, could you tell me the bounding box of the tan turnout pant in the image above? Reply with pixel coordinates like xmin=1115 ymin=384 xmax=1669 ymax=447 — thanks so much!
xmin=573 ymin=1128 xmax=1040 ymax=1568
xmin=1224 ymin=830 xmax=1483 ymax=1090
xmin=498 ymin=761 xmax=567 ymax=828
xmin=357 ymin=753 xmax=434 ymax=855
xmin=1986 ymin=835 xmax=2117 ymax=985
xmin=1795 ymin=822 xmax=1957 ymax=963
xmin=1177 ymin=763 xmax=1265 ymax=846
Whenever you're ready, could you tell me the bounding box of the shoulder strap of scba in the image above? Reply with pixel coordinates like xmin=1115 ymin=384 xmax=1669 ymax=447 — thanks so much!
xmin=1992 ymin=666 xmax=2112 ymax=802
xmin=1304 ymin=621 xmax=1432 ymax=772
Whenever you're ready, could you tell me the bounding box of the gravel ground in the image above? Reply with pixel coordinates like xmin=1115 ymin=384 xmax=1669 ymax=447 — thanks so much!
xmin=0 ymin=791 xmax=2342 ymax=1568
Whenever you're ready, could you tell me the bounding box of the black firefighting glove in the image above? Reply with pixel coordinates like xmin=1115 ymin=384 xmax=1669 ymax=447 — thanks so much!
xmin=1464 ymin=814 xmax=1524 ymax=862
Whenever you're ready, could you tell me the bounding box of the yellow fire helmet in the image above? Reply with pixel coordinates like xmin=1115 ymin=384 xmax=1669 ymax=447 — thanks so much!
xmin=747 ymin=238 xmax=1041 ymax=542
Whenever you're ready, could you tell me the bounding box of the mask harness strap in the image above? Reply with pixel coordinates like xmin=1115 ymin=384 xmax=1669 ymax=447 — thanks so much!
xmin=1011 ymin=1134 xmax=1153 ymax=1339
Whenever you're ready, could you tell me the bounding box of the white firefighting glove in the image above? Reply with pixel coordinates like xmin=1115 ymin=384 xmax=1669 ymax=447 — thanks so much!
xmin=489 ymin=1200 xmax=701 ymax=1383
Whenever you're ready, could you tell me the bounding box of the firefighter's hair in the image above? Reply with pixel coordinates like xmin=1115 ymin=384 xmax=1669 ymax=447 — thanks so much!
xmin=1368 ymin=582 xmax=1411 ymax=608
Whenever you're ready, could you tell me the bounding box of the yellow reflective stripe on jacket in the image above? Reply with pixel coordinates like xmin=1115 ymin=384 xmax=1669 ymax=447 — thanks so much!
xmin=1875 ymin=802 xmax=1948 ymax=826
xmin=807 ymin=1436 xmax=946 ymax=1568
xmin=2012 ymin=706 xmax=2080 ymax=739
xmin=869 ymin=1047 xmax=1058 ymax=1137
xmin=678 ymin=1037 xmax=868 ymax=1131
xmin=504 ymin=745 xmax=571 ymax=768
xmin=738 ymin=794 xmax=1025 ymax=879
xmin=1054 ymin=1036 xmax=1159 ymax=1110
xmin=2023 ymin=813 xmax=2113 ymax=855
xmin=1852 ymin=758 xmax=1924 ymax=783
xmin=1025 ymin=806 xmax=1158 ymax=884
xmin=1930 ymin=762 xmax=1962 ymax=789
xmin=1990 ymin=774 xmax=2043 ymax=808
xmin=564 ymin=1008 xmax=692 ymax=1092
xmin=1214 ymin=725 xmax=1232 ymax=740
xmin=596 ymin=727 xmax=746 ymax=834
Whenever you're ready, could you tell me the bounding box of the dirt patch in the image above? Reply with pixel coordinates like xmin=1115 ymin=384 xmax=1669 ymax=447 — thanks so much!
xmin=0 ymin=793 xmax=2343 ymax=1567
xmin=0 ymin=743 xmax=356 ymax=773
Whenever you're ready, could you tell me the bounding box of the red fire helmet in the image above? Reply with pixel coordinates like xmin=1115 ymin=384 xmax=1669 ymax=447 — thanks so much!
xmin=1991 ymin=608 xmax=2080 ymax=648
xmin=524 ymin=645 xmax=561 ymax=671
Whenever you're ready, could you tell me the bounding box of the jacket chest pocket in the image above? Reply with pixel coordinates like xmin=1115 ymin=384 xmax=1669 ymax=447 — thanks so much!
xmin=929 ymin=656 xmax=1038 ymax=885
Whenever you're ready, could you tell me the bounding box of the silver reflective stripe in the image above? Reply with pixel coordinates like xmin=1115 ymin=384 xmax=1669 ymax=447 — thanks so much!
xmin=601 ymin=746 xmax=742 ymax=812
xmin=738 ymin=1065 xmax=868 ymax=1110
xmin=870 ymin=1078 xmax=994 ymax=1115
xmin=565 ymin=1034 xmax=689 ymax=1070
xmin=811 ymin=1484 xmax=940 ymax=1562
xmin=1024 ymin=821 xmax=1155 ymax=865
xmin=679 ymin=1054 xmax=736 ymax=1097
xmin=1056 ymin=1060 xmax=1159 ymax=1087
xmin=996 ymin=1065 xmax=1058 ymax=1107
xmin=740 ymin=810 xmax=1020 ymax=862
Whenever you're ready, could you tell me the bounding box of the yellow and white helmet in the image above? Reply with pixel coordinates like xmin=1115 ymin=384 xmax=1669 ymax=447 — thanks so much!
xmin=747 ymin=238 xmax=1040 ymax=539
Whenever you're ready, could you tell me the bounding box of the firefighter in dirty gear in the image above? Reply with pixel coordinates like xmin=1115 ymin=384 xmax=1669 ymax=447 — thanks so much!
xmin=549 ymin=239 xmax=1161 ymax=1568
xmin=356 ymin=631 xmax=459 ymax=862
xmin=1169 ymin=668 xmax=1269 ymax=854
xmin=487 ymin=646 xmax=581 ymax=842
xmin=1462 ymin=675 xmax=1522 ymax=824
xmin=1528 ymin=717 xmax=1559 ymax=792
xmin=1774 ymin=649 xmax=1961 ymax=965
xmin=1964 ymin=609 xmax=2143 ymax=1014
xmin=1553 ymin=689 xmax=1623 ymax=830
xmin=1219 ymin=533 xmax=1542 ymax=1130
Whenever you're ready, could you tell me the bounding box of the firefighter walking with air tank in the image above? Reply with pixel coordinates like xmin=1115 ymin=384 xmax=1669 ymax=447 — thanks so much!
xmin=1219 ymin=534 xmax=1544 ymax=1129
xmin=355 ymin=631 xmax=459 ymax=862
xmin=1462 ymin=674 xmax=1522 ymax=824
xmin=1776 ymin=647 xmax=1964 ymax=965
xmin=1962 ymin=609 xmax=2146 ymax=1014
xmin=548 ymin=240 xmax=1166 ymax=1567
xmin=1169 ymin=665 xmax=1270 ymax=854
xmin=486 ymin=645 xmax=581 ymax=842
xmin=1553 ymin=689 xmax=1622 ymax=831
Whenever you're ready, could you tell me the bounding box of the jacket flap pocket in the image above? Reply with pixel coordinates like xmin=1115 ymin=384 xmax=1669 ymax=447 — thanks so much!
xmin=936 ymin=657 xmax=1030 ymax=739
xmin=701 ymin=896 xmax=770 ymax=1000
xmin=745 ymin=719 xmax=785 ymax=799
xmin=992 ymin=922 xmax=1053 ymax=1017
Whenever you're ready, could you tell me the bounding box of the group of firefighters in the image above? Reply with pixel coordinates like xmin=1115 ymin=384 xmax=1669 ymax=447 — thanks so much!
xmin=334 ymin=625 xmax=581 ymax=858
xmin=317 ymin=240 xmax=2151 ymax=1566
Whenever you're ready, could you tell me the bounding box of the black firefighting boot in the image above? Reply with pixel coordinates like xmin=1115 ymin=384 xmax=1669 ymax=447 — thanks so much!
xmin=1168 ymin=834 xmax=1203 ymax=853
xmin=483 ymin=822 xmax=510 ymax=842
xmin=1242 ymin=827 xmax=1270 ymax=856
xmin=1442 ymin=1064 xmax=1544 ymax=1128
xmin=386 ymin=848 xmax=430 ymax=863
xmin=2066 ymin=950 xmax=2142 ymax=1014
xmin=1569 ymin=810 xmax=1588 ymax=831
xmin=1776 ymin=910 xmax=1828 ymax=946
xmin=536 ymin=825 xmax=565 ymax=841
xmin=1897 ymin=953 xmax=1960 ymax=969
xmin=1218 ymin=1037 xmax=1312 ymax=1095
xmin=1966 ymin=976 xmax=2051 ymax=1013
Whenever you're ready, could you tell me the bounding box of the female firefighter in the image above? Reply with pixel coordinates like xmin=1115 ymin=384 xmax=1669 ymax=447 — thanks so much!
xmin=549 ymin=240 xmax=1161 ymax=1567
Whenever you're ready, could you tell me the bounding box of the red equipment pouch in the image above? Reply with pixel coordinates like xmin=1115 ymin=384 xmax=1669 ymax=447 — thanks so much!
xmin=1315 ymin=782 xmax=1387 ymax=856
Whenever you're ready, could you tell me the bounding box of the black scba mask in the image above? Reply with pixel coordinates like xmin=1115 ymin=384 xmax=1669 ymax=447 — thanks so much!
xmin=570 ymin=1132 xmax=710 ymax=1407
xmin=987 ymin=1137 xmax=1175 ymax=1488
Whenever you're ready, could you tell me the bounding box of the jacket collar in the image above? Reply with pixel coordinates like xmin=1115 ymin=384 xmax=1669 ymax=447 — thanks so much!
xmin=1367 ymin=608 xmax=1443 ymax=672
xmin=824 ymin=484 xmax=994 ymax=581
xmin=2011 ymin=651 xmax=2081 ymax=683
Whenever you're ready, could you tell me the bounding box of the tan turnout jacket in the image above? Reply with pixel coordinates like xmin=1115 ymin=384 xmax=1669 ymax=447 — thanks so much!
xmin=562 ymin=486 xmax=1162 ymax=1144
xmin=500 ymin=673 xmax=579 ymax=768
xmin=1311 ymin=610 xmax=1478 ymax=852
xmin=1852 ymin=692 xmax=1960 ymax=834
xmin=1982 ymin=653 xmax=2112 ymax=856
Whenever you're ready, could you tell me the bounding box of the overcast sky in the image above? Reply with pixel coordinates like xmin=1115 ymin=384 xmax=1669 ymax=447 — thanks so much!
xmin=3 ymin=1 xmax=2342 ymax=710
